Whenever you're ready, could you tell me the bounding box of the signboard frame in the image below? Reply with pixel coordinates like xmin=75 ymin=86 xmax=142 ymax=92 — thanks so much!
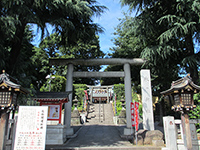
xmin=40 ymin=103 xmax=62 ymax=123
xmin=14 ymin=106 xmax=48 ymax=150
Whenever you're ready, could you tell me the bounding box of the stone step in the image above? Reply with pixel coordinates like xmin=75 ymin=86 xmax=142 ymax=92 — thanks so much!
xmin=46 ymin=146 xmax=162 ymax=150
xmin=86 ymin=103 xmax=114 ymax=125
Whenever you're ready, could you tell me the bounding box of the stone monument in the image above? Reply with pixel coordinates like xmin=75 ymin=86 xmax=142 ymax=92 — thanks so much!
xmin=140 ymin=69 xmax=154 ymax=130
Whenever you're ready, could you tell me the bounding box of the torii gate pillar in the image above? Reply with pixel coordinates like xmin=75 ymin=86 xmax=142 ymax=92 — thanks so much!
xmin=64 ymin=63 xmax=74 ymax=136
xmin=124 ymin=63 xmax=133 ymax=135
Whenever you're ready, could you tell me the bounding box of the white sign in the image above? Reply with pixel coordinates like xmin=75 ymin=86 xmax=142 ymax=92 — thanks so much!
xmin=93 ymin=89 xmax=108 ymax=97
xmin=14 ymin=106 xmax=48 ymax=150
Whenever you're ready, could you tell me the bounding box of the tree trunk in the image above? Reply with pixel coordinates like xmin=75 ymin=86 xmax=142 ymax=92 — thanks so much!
xmin=9 ymin=23 xmax=26 ymax=75
xmin=185 ymin=34 xmax=199 ymax=84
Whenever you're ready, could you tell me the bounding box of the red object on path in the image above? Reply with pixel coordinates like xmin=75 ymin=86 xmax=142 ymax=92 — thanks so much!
xmin=130 ymin=102 xmax=139 ymax=131
xmin=130 ymin=102 xmax=135 ymax=127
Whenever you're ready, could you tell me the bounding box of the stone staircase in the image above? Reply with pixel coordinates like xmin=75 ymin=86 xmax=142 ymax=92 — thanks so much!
xmin=86 ymin=103 xmax=114 ymax=125
xmin=46 ymin=102 xmax=163 ymax=150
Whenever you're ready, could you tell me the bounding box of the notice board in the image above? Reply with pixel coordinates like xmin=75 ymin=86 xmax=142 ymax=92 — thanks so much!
xmin=14 ymin=106 xmax=48 ymax=150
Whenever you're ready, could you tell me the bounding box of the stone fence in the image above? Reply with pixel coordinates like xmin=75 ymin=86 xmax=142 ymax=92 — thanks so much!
xmin=163 ymin=116 xmax=200 ymax=150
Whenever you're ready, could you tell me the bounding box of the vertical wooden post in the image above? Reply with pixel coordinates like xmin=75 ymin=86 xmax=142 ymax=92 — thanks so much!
xmin=0 ymin=112 xmax=9 ymax=150
xmin=181 ymin=113 xmax=193 ymax=150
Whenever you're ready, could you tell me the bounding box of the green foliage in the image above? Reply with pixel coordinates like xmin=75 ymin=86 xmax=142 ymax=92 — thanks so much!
xmin=73 ymin=84 xmax=87 ymax=100
xmin=0 ymin=0 xmax=106 ymax=92
xmin=132 ymin=92 xmax=138 ymax=102
xmin=116 ymin=100 xmax=122 ymax=116
xmin=113 ymin=84 xmax=125 ymax=100
xmin=73 ymin=84 xmax=87 ymax=111
xmin=40 ymin=75 xmax=66 ymax=92
xmin=189 ymin=93 xmax=200 ymax=132
xmin=113 ymin=84 xmax=142 ymax=116
xmin=33 ymin=33 xmax=105 ymax=88
xmin=138 ymin=104 xmax=143 ymax=117
xmin=112 ymin=0 xmax=200 ymax=96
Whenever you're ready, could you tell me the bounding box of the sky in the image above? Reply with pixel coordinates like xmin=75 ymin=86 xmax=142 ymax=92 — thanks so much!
xmin=92 ymin=0 xmax=129 ymax=56
xmin=31 ymin=0 xmax=129 ymax=56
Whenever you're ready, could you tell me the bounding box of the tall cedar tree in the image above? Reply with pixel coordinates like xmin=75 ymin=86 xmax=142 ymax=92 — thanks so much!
xmin=0 ymin=0 xmax=106 ymax=78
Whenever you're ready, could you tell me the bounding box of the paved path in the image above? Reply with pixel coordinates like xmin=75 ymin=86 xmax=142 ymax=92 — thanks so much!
xmin=46 ymin=103 xmax=162 ymax=150
xmin=63 ymin=124 xmax=134 ymax=149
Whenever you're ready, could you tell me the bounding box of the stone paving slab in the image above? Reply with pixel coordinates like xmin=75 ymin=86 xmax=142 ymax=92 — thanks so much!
xmin=46 ymin=124 xmax=162 ymax=150
xmin=46 ymin=147 xmax=162 ymax=150
xmin=45 ymin=103 xmax=163 ymax=150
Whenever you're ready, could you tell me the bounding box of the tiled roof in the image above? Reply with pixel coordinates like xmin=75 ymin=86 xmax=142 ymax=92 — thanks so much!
xmin=0 ymin=71 xmax=29 ymax=94
xmin=161 ymin=75 xmax=200 ymax=95
xmin=33 ymin=91 xmax=72 ymax=103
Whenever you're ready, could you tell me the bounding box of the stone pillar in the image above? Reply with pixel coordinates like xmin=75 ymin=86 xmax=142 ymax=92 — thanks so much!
xmin=90 ymin=87 xmax=93 ymax=103
xmin=163 ymin=116 xmax=177 ymax=150
xmin=107 ymin=87 xmax=109 ymax=103
xmin=140 ymin=69 xmax=154 ymax=130
xmin=190 ymin=121 xmax=198 ymax=150
xmin=123 ymin=63 xmax=132 ymax=135
xmin=64 ymin=63 xmax=74 ymax=136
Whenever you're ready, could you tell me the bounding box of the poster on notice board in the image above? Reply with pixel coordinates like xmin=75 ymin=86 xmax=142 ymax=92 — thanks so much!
xmin=14 ymin=106 xmax=48 ymax=150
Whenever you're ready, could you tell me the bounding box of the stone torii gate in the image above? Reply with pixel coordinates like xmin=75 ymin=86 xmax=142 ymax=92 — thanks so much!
xmin=87 ymin=85 xmax=113 ymax=103
xmin=49 ymin=58 xmax=145 ymax=135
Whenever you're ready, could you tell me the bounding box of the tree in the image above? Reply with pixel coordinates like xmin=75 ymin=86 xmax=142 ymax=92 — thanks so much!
xmin=119 ymin=0 xmax=200 ymax=85
xmin=40 ymin=75 xmax=66 ymax=92
xmin=32 ymin=33 xmax=105 ymax=89
xmin=0 ymin=0 xmax=106 ymax=80
xmin=103 ymin=14 xmax=145 ymax=90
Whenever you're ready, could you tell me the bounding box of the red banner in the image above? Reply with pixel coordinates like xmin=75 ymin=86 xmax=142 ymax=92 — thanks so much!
xmin=135 ymin=102 xmax=139 ymax=131
xmin=130 ymin=102 xmax=139 ymax=131
xmin=130 ymin=102 xmax=135 ymax=126
xmin=84 ymin=90 xmax=88 ymax=100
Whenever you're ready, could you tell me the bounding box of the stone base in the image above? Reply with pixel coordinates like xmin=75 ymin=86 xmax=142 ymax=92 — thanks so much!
xmin=118 ymin=117 xmax=126 ymax=124
xmin=71 ymin=117 xmax=81 ymax=125
xmin=124 ymin=127 xmax=133 ymax=135
xmin=152 ymin=140 xmax=164 ymax=146
xmin=134 ymin=129 xmax=164 ymax=146
xmin=71 ymin=110 xmax=81 ymax=125
xmin=113 ymin=116 xmax=118 ymax=125
xmin=46 ymin=125 xmax=66 ymax=145
xmin=118 ymin=109 xmax=126 ymax=124
xmin=66 ymin=127 xmax=74 ymax=136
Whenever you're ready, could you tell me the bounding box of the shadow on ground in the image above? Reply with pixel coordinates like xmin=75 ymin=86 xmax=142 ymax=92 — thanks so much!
xmin=45 ymin=124 xmax=133 ymax=150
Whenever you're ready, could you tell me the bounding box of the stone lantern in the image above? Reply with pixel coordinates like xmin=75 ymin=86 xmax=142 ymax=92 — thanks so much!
xmin=161 ymin=75 xmax=199 ymax=112
xmin=71 ymin=96 xmax=80 ymax=125
xmin=0 ymin=70 xmax=29 ymax=150
xmin=120 ymin=96 xmax=126 ymax=110
xmin=161 ymin=74 xmax=200 ymax=150
xmin=118 ymin=96 xmax=126 ymax=124
xmin=73 ymin=96 xmax=78 ymax=110
xmin=0 ymin=71 xmax=28 ymax=110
